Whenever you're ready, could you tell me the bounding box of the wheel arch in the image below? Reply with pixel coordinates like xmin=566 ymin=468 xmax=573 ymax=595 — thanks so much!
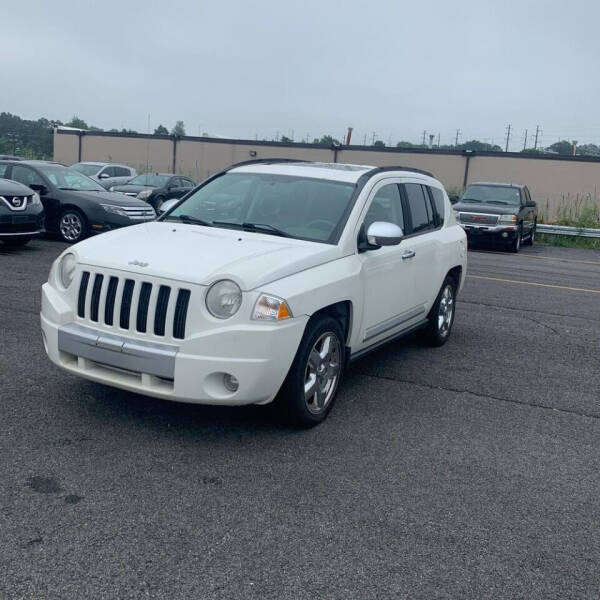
xmin=310 ymin=300 xmax=353 ymax=346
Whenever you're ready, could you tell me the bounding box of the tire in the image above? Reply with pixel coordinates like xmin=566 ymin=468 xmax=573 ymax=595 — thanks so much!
xmin=523 ymin=224 xmax=535 ymax=246
xmin=154 ymin=195 xmax=165 ymax=211
xmin=2 ymin=238 xmax=30 ymax=246
xmin=509 ymin=227 xmax=521 ymax=253
xmin=423 ymin=275 xmax=457 ymax=347
xmin=59 ymin=209 xmax=87 ymax=243
xmin=274 ymin=315 xmax=345 ymax=427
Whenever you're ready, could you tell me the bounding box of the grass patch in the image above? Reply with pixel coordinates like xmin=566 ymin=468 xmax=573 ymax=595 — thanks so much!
xmin=536 ymin=232 xmax=600 ymax=250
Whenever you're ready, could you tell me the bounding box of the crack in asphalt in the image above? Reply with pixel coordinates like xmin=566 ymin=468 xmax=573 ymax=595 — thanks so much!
xmin=360 ymin=372 xmax=600 ymax=422
xmin=460 ymin=299 xmax=600 ymax=323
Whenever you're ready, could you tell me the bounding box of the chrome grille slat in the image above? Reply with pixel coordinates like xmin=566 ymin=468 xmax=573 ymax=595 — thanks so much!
xmin=76 ymin=269 xmax=190 ymax=340
xmin=459 ymin=212 xmax=499 ymax=226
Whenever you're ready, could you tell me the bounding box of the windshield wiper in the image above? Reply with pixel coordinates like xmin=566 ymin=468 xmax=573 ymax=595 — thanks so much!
xmin=212 ymin=221 xmax=291 ymax=238
xmin=461 ymin=198 xmax=481 ymax=203
xmin=165 ymin=214 xmax=212 ymax=226
xmin=485 ymin=200 xmax=511 ymax=205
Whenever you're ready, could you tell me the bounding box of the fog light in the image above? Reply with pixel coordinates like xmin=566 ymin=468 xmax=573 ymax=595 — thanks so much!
xmin=501 ymin=232 xmax=508 ymax=238
xmin=223 ymin=373 xmax=239 ymax=392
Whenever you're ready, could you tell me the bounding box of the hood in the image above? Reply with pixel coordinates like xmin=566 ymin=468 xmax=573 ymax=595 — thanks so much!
xmin=62 ymin=189 xmax=151 ymax=207
xmin=0 ymin=178 xmax=34 ymax=196
xmin=71 ymin=221 xmax=342 ymax=290
xmin=111 ymin=184 xmax=152 ymax=194
xmin=453 ymin=201 xmax=520 ymax=215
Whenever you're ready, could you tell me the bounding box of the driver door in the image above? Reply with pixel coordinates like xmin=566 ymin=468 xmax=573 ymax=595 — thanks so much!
xmin=358 ymin=180 xmax=424 ymax=349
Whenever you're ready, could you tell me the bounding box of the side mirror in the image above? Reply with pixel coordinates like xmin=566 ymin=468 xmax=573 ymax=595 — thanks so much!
xmin=98 ymin=172 xmax=110 ymax=179
xmin=366 ymin=221 xmax=403 ymax=247
xmin=157 ymin=198 xmax=178 ymax=215
xmin=449 ymin=195 xmax=460 ymax=204
xmin=29 ymin=183 xmax=48 ymax=195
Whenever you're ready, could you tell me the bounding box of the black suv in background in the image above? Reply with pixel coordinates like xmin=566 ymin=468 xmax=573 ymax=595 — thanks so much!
xmin=0 ymin=178 xmax=45 ymax=245
xmin=453 ymin=182 xmax=537 ymax=252
xmin=0 ymin=161 xmax=156 ymax=243
xmin=110 ymin=173 xmax=196 ymax=211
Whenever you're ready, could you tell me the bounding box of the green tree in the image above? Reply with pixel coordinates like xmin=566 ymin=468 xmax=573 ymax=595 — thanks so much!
xmin=314 ymin=135 xmax=340 ymax=146
xmin=280 ymin=135 xmax=293 ymax=143
xmin=373 ymin=140 xmax=386 ymax=147
xmin=457 ymin=139 xmax=502 ymax=152
xmin=546 ymin=140 xmax=572 ymax=155
xmin=154 ymin=124 xmax=169 ymax=135
xmin=66 ymin=116 xmax=88 ymax=129
xmin=396 ymin=140 xmax=416 ymax=148
xmin=576 ymin=143 xmax=600 ymax=156
xmin=171 ymin=121 xmax=186 ymax=136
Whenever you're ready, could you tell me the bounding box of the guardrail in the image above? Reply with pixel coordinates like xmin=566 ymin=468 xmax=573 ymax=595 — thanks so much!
xmin=537 ymin=224 xmax=600 ymax=239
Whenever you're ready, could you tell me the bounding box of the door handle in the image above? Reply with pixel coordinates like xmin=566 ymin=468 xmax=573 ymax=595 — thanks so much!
xmin=402 ymin=250 xmax=416 ymax=260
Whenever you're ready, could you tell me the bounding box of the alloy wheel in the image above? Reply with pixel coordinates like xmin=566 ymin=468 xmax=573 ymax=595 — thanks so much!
xmin=304 ymin=331 xmax=341 ymax=415
xmin=437 ymin=284 xmax=454 ymax=337
xmin=60 ymin=213 xmax=83 ymax=242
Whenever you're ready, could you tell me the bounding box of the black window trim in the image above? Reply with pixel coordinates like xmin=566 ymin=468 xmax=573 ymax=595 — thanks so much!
xmin=399 ymin=183 xmax=441 ymax=239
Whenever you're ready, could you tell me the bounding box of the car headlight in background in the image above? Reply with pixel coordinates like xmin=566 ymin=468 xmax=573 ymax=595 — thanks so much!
xmin=206 ymin=280 xmax=242 ymax=319
xmin=137 ymin=189 xmax=152 ymax=199
xmin=59 ymin=252 xmax=77 ymax=288
xmin=101 ymin=204 xmax=129 ymax=217
xmin=499 ymin=214 xmax=518 ymax=224
xmin=252 ymin=294 xmax=292 ymax=321
xmin=30 ymin=192 xmax=41 ymax=205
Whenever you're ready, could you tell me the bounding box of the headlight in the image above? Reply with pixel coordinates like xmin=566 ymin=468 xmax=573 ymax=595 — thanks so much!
xmin=101 ymin=204 xmax=129 ymax=217
xmin=206 ymin=280 xmax=242 ymax=319
xmin=59 ymin=252 xmax=77 ymax=288
xmin=499 ymin=214 xmax=518 ymax=224
xmin=137 ymin=189 xmax=152 ymax=199
xmin=109 ymin=186 xmax=115 ymax=192
xmin=252 ymin=294 xmax=292 ymax=321
xmin=30 ymin=192 xmax=41 ymax=205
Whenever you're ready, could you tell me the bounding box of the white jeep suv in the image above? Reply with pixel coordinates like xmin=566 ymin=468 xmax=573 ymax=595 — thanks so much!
xmin=41 ymin=160 xmax=467 ymax=426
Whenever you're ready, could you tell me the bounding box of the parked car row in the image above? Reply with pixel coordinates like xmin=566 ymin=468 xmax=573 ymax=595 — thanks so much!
xmin=0 ymin=160 xmax=197 ymax=244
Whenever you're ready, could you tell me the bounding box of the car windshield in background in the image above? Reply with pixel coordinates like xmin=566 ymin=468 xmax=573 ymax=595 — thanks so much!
xmin=128 ymin=174 xmax=169 ymax=187
xmin=38 ymin=167 xmax=106 ymax=191
xmin=462 ymin=185 xmax=521 ymax=205
xmin=72 ymin=163 xmax=102 ymax=176
xmin=164 ymin=172 xmax=356 ymax=243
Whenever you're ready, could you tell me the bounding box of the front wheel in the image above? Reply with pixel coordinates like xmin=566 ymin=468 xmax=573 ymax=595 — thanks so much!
xmin=59 ymin=209 xmax=87 ymax=243
xmin=423 ymin=276 xmax=457 ymax=347
xmin=274 ymin=315 xmax=345 ymax=427
xmin=524 ymin=224 xmax=535 ymax=246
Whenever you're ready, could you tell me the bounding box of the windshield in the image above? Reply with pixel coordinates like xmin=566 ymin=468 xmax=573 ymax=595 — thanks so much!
xmin=462 ymin=185 xmax=522 ymax=206
xmin=71 ymin=163 xmax=102 ymax=176
xmin=164 ymin=172 xmax=356 ymax=243
xmin=128 ymin=174 xmax=169 ymax=187
xmin=38 ymin=167 xmax=105 ymax=191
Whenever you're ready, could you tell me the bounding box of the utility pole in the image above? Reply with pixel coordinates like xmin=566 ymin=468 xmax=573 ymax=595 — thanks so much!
xmin=523 ymin=129 xmax=528 ymax=150
xmin=363 ymin=133 xmax=367 ymax=145
xmin=533 ymin=125 xmax=540 ymax=150
xmin=437 ymin=133 xmax=440 ymax=148
xmin=422 ymin=130 xmax=427 ymax=146
xmin=505 ymin=124 xmax=511 ymax=152
xmin=371 ymin=132 xmax=376 ymax=145
xmin=455 ymin=129 xmax=461 ymax=147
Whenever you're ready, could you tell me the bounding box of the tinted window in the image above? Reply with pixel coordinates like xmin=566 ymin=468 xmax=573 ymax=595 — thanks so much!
xmin=462 ymin=184 xmax=522 ymax=206
xmin=364 ymin=184 xmax=404 ymax=231
xmin=181 ymin=178 xmax=194 ymax=188
xmin=114 ymin=167 xmax=130 ymax=177
xmin=72 ymin=163 xmax=102 ymax=176
xmin=404 ymin=183 xmax=433 ymax=233
xmin=12 ymin=165 xmax=44 ymax=187
xmin=128 ymin=174 xmax=170 ymax=187
xmin=103 ymin=167 xmax=117 ymax=177
xmin=0 ymin=164 xmax=8 ymax=177
xmin=429 ymin=186 xmax=445 ymax=223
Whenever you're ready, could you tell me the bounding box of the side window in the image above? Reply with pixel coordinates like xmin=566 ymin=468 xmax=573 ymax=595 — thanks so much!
xmin=12 ymin=165 xmax=44 ymax=187
xmin=182 ymin=178 xmax=194 ymax=188
xmin=364 ymin=184 xmax=404 ymax=231
xmin=0 ymin=164 xmax=8 ymax=177
xmin=113 ymin=167 xmax=129 ymax=177
xmin=404 ymin=183 xmax=434 ymax=234
xmin=428 ymin=186 xmax=445 ymax=225
xmin=104 ymin=167 xmax=118 ymax=177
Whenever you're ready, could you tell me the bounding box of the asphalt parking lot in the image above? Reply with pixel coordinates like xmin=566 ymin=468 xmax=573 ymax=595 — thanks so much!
xmin=1 ymin=239 xmax=600 ymax=599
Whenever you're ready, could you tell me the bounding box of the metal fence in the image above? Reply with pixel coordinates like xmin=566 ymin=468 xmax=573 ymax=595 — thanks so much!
xmin=537 ymin=224 xmax=600 ymax=239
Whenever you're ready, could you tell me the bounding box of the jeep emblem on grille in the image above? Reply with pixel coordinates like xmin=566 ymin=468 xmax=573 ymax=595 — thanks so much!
xmin=128 ymin=260 xmax=149 ymax=267
xmin=11 ymin=197 xmax=23 ymax=207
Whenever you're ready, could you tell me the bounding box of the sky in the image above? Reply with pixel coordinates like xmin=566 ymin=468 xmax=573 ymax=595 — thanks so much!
xmin=4 ymin=0 xmax=600 ymax=151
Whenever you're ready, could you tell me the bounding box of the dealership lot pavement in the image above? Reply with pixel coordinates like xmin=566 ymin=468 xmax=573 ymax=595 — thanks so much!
xmin=1 ymin=239 xmax=600 ymax=599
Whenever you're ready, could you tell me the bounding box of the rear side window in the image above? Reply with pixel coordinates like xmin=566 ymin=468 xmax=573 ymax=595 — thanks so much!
xmin=404 ymin=183 xmax=434 ymax=234
xmin=114 ymin=167 xmax=130 ymax=177
xmin=12 ymin=165 xmax=44 ymax=187
xmin=0 ymin=164 xmax=8 ymax=177
xmin=428 ymin=186 xmax=445 ymax=223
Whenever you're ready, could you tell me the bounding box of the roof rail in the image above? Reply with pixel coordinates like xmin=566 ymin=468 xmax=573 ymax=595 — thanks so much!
xmin=366 ymin=165 xmax=434 ymax=178
xmin=227 ymin=158 xmax=311 ymax=169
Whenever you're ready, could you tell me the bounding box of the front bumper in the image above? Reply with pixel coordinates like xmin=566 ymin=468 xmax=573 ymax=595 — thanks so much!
xmin=41 ymin=282 xmax=308 ymax=406
xmin=461 ymin=224 xmax=519 ymax=244
xmin=0 ymin=209 xmax=45 ymax=239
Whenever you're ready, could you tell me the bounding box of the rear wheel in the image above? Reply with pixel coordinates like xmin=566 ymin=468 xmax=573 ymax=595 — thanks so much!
xmin=59 ymin=209 xmax=87 ymax=243
xmin=524 ymin=224 xmax=535 ymax=246
xmin=154 ymin=195 xmax=165 ymax=211
xmin=275 ymin=315 xmax=345 ymax=427
xmin=423 ymin=276 xmax=457 ymax=347
xmin=509 ymin=227 xmax=521 ymax=253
